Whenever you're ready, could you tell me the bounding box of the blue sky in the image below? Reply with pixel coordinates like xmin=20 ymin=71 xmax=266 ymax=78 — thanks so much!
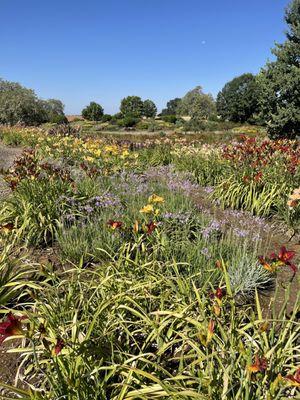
xmin=1 ymin=0 xmax=289 ymax=114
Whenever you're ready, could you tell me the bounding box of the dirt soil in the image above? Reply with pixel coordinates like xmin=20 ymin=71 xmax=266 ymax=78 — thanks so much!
xmin=0 ymin=144 xmax=22 ymax=199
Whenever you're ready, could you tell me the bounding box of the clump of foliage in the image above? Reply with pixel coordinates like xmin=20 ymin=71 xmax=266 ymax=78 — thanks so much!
xmin=161 ymin=114 xmax=178 ymax=124
xmin=82 ymin=101 xmax=104 ymax=121
xmin=179 ymin=86 xmax=216 ymax=119
xmin=216 ymin=73 xmax=260 ymax=123
xmin=142 ymin=99 xmax=157 ymax=118
xmin=0 ymin=78 xmax=66 ymax=126
xmin=120 ymin=95 xmax=144 ymax=118
xmin=48 ymin=123 xmax=81 ymax=137
xmin=117 ymin=115 xmax=139 ymax=128
xmin=258 ymin=0 xmax=300 ymax=138
xmin=42 ymin=99 xmax=67 ymax=123
xmin=101 ymin=114 xmax=112 ymax=122
xmin=161 ymin=97 xmax=182 ymax=115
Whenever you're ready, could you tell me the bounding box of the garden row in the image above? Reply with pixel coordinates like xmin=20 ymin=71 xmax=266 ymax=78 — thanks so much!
xmin=0 ymin=126 xmax=299 ymax=399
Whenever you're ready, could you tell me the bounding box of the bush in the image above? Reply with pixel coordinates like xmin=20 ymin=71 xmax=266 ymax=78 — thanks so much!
xmin=82 ymin=102 xmax=104 ymax=121
xmin=161 ymin=114 xmax=177 ymax=124
xmin=117 ymin=116 xmax=139 ymax=128
xmin=50 ymin=114 xmax=68 ymax=124
xmin=101 ymin=114 xmax=112 ymax=122
xmin=48 ymin=124 xmax=81 ymax=137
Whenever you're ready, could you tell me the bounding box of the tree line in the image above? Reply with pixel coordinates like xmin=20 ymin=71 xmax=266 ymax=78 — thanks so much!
xmin=0 ymin=0 xmax=299 ymax=138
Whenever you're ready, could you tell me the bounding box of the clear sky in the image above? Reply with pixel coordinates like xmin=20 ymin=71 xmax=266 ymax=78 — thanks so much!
xmin=0 ymin=0 xmax=289 ymax=114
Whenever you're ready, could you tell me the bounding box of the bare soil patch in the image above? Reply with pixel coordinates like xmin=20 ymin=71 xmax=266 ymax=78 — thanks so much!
xmin=0 ymin=143 xmax=22 ymax=199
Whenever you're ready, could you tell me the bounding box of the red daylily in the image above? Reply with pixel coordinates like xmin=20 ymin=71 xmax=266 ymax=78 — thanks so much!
xmin=270 ymin=246 xmax=298 ymax=273
xmin=146 ymin=221 xmax=157 ymax=235
xmin=206 ymin=320 xmax=215 ymax=344
xmin=210 ymin=287 xmax=226 ymax=301
xmin=285 ymin=369 xmax=300 ymax=387
xmin=254 ymin=171 xmax=263 ymax=182
xmin=0 ymin=223 xmax=14 ymax=234
xmin=258 ymin=256 xmax=277 ymax=273
xmin=107 ymin=220 xmax=123 ymax=230
xmin=248 ymin=355 xmax=268 ymax=373
xmin=0 ymin=313 xmax=25 ymax=344
xmin=53 ymin=338 xmax=65 ymax=355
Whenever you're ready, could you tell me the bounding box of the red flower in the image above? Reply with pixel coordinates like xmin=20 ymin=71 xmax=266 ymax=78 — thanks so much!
xmin=0 ymin=313 xmax=25 ymax=344
xmin=285 ymin=368 xmax=300 ymax=387
xmin=210 ymin=287 xmax=226 ymax=301
xmin=258 ymin=256 xmax=276 ymax=273
xmin=146 ymin=221 xmax=157 ymax=235
xmin=248 ymin=355 xmax=268 ymax=373
xmin=107 ymin=220 xmax=123 ymax=230
xmin=54 ymin=338 xmax=65 ymax=355
xmin=254 ymin=171 xmax=263 ymax=182
xmin=270 ymin=246 xmax=298 ymax=273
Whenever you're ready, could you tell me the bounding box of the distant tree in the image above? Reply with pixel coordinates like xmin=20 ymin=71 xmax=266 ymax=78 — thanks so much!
xmin=42 ymin=99 xmax=67 ymax=123
xmin=0 ymin=78 xmax=47 ymax=125
xmin=179 ymin=86 xmax=216 ymax=119
xmin=81 ymin=102 xmax=104 ymax=121
xmin=216 ymin=74 xmax=259 ymax=123
xmin=257 ymin=0 xmax=300 ymax=138
xmin=161 ymin=98 xmax=181 ymax=115
xmin=120 ymin=96 xmax=144 ymax=117
xmin=142 ymin=99 xmax=157 ymax=118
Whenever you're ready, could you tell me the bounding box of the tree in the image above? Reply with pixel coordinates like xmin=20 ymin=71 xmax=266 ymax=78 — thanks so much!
xmin=161 ymin=98 xmax=182 ymax=115
xmin=216 ymin=73 xmax=259 ymax=123
xmin=81 ymin=102 xmax=104 ymax=121
xmin=179 ymin=86 xmax=216 ymax=119
xmin=0 ymin=78 xmax=47 ymax=125
xmin=42 ymin=99 xmax=67 ymax=123
xmin=142 ymin=99 xmax=157 ymax=118
xmin=120 ymin=96 xmax=144 ymax=117
xmin=257 ymin=0 xmax=300 ymax=138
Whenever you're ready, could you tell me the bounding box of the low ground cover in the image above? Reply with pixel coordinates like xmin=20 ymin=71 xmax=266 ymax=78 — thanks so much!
xmin=0 ymin=126 xmax=299 ymax=399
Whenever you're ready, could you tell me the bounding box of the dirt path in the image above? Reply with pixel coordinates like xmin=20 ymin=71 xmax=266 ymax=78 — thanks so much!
xmin=0 ymin=143 xmax=22 ymax=199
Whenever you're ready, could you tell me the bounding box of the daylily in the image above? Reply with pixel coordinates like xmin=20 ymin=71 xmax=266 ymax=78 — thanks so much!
xmin=0 ymin=313 xmax=26 ymax=344
xmin=148 ymin=194 xmax=164 ymax=204
xmin=206 ymin=320 xmax=215 ymax=344
xmin=270 ymin=246 xmax=298 ymax=273
xmin=284 ymin=369 xmax=300 ymax=387
xmin=107 ymin=220 xmax=123 ymax=230
xmin=0 ymin=223 xmax=14 ymax=234
xmin=248 ymin=355 xmax=268 ymax=373
xmin=146 ymin=221 xmax=157 ymax=235
xmin=53 ymin=338 xmax=65 ymax=355
xmin=133 ymin=220 xmax=139 ymax=233
xmin=140 ymin=204 xmax=154 ymax=214
xmin=258 ymin=256 xmax=277 ymax=273
xmin=210 ymin=287 xmax=226 ymax=303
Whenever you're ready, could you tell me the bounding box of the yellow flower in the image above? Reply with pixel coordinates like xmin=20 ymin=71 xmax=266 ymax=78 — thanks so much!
xmin=140 ymin=204 xmax=154 ymax=214
xmin=148 ymin=194 xmax=164 ymax=204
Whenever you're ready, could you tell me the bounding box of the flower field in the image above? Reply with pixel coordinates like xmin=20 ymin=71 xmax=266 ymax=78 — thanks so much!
xmin=0 ymin=127 xmax=299 ymax=399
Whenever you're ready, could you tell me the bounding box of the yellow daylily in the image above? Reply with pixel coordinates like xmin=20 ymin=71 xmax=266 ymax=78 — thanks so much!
xmin=148 ymin=194 xmax=164 ymax=204
xmin=140 ymin=204 xmax=154 ymax=214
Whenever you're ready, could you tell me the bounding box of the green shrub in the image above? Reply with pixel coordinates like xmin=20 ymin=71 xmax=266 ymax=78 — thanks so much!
xmin=49 ymin=114 xmax=68 ymax=124
xmin=0 ymin=178 xmax=73 ymax=245
xmin=117 ymin=115 xmax=139 ymax=128
xmin=161 ymin=114 xmax=177 ymax=124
